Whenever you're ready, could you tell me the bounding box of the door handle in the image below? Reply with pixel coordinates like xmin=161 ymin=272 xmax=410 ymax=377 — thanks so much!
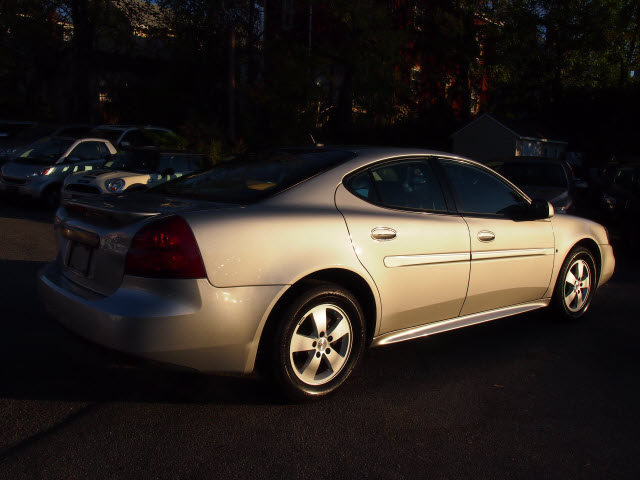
xmin=477 ymin=230 xmax=495 ymax=242
xmin=371 ymin=227 xmax=397 ymax=241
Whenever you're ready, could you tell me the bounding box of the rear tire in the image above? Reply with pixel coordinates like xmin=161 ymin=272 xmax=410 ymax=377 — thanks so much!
xmin=268 ymin=283 xmax=366 ymax=402
xmin=552 ymin=246 xmax=597 ymax=320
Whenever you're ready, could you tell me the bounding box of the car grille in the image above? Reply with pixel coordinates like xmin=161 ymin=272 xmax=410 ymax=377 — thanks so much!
xmin=64 ymin=184 xmax=101 ymax=195
xmin=1 ymin=175 xmax=27 ymax=185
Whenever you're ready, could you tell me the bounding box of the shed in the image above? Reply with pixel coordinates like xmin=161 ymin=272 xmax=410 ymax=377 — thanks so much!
xmin=451 ymin=113 xmax=568 ymax=163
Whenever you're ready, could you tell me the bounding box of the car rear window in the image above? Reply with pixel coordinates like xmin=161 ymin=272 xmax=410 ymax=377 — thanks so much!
xmin=149 ymin=149 xmax=355 ymax=204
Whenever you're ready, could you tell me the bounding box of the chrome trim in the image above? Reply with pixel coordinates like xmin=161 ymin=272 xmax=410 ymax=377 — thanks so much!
xmin=477 ymin=230 xmax=495 ymax=242
xmin=371 ymin=227 xmax=397 ymax=241
xmin=472 ymin=248 xmax=554 ymax=261
xmin=384 ymin=252 xmax=470 ymax=268
xmin=372 ymin=299 xmax=551 ymax=347
xmin=60 ymin=224 xmax=100 ymax=247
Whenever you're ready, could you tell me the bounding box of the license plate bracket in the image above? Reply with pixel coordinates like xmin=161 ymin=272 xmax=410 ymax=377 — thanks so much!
xmin=68 ymin=242 xmax=92 ymax=276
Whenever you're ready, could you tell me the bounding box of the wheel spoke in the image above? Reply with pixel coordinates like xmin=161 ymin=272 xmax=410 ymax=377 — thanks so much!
xmin=298 ymin=352 xmax=322 ymax=383
xmin=565 ymin=270 xmax=577 ymax=286
xmin=309 ymin=305 xmax=327 ymax=337
xmin=565 ymin=288 xmax=577 ymax=307
xmin=577 ymin=261 xmax=584 ymax=280
xmin=328 ymin=317 xmax=350 ymax=343
xmin=325 ymin=350 xmax=346 ymax=373
xmin=290 ymin=333 xmax=316 ymax=353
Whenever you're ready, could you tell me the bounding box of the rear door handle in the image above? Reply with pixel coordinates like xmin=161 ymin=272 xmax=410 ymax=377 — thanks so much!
xmin=477 ymin=230 xmax=495 ymax=242
xmin=371 ymin=227 xmax=397 ymax=241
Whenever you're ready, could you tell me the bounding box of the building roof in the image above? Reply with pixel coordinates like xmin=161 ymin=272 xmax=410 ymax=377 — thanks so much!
xmin=452 ymin=113 xmax=568 ymax=144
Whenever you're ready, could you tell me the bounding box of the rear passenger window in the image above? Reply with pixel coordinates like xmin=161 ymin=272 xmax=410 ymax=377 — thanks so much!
xmin=346 ymin=159 xmax=447 ymax=212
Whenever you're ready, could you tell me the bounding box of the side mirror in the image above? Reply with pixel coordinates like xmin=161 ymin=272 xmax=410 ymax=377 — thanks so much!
xmin=529 ymin=198 xmax=554 ymax=219
xmin=161 ymin=168 xmax=175 ymax=177
xmin=120 ymin=141 xmax=131 ymax=148
xmin=574 ymin=179 xmax=588 ymax=189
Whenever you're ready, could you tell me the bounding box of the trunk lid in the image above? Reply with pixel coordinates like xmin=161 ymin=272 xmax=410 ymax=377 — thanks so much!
xmin=57 ymin=193 xmax=237 ymax=296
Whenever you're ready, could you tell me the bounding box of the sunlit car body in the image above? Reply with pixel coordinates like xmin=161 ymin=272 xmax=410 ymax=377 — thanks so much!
xmin=62 ymin=149 xmax=209 ymax=200
xmin=38 ymin=147 xmax=615 ymax=400
xmin=497 ymin=157 xmax=576 ymax=213
xmin=0 ymin=136 xmax=117 ymax=207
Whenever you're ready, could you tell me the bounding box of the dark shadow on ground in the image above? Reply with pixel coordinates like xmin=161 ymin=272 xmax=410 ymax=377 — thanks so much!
xmin=0 ymin=195 xmax=55 ymax=223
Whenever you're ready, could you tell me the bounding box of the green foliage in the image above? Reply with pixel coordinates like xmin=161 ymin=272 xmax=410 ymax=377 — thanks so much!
xmin=0 ymin=0 xmax=638 ymax=156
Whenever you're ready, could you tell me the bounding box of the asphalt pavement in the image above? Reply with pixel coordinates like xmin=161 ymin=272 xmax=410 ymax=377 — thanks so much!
xmin=0 ymin=198 xmax=639 ymax=479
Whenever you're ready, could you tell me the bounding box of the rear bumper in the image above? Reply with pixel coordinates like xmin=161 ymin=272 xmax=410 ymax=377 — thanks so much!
xmin=38 ymin=262 xmax=287 ymax=374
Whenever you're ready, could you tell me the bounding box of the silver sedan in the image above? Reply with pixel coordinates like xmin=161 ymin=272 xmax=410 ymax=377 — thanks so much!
xmin=38 ymin=147 xmax=615 ymax=400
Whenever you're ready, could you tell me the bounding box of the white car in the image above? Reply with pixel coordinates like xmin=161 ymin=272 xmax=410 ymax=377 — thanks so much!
xmin=62 ymin=149 xmax=208 ymax=199
xmin=39 ymin=147 xmax=615 ymax=401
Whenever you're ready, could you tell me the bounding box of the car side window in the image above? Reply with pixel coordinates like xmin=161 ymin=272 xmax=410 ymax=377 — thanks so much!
xmin=68 ymin=141 xmax=101 ymax=161
xmin=440 ymin=159 xmax=527 ymax=217
xmin=98 ymin=142 xmax=111 ymax=157
xmin=346 ymin=159 xmax=447 ymax=212
xmin=122 ymin=130 xmax=145 ymax=147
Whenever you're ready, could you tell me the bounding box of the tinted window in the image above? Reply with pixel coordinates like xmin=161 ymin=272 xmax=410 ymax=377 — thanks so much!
xmin=18 ymin=137 xmax=74 ymax=164
xmin=69 ymin=141 xmax=101 ymax=161
xmin=150 ymin=149 xmax=355 ymax=204
xmin=89 ymin=128 xmax=122 ymax=145
xmin=441 ymin=160 xmax=526 ymax=216
xmin=158 ymin=154 xmax=207 ymax=174
xmin=347 ymin=159 xmax=447 ymax=212
xmin=98 ymin=142 xmax=111 ymax=157
xmin=104 ymin=151 xmax=160 ymax=173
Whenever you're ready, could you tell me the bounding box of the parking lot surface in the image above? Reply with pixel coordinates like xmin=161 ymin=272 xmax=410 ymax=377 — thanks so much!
xmin=0 ymin=199 xmax=639 ymax=479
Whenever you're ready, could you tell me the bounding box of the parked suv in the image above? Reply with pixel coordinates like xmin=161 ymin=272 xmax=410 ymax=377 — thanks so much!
xmin=90 ymin=125 xmax=181 ymax=150
xmin=62 ymin=148 xmax=208 ymax=200
xmin=0 ymin=135 xmax=116 ymax=207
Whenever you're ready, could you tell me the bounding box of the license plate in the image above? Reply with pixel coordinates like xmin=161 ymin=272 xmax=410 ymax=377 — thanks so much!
xmin=4 ymin=185 xmax=18 ymax=194
xmin=68 ymin=242 xmax=92 ymax=275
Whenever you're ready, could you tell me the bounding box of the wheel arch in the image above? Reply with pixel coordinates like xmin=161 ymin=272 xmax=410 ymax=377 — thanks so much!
xmin=255 ymin=268 xmax=379 ymax=371
xmin=572 ymin=238 xmax=602 ymax=283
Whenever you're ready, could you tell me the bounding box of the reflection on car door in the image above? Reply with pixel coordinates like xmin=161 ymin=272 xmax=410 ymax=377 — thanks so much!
xmin=336 ymin=158 xmax=471 ymax=335
xmin=438 ymin=159 xmax=555 ymax=316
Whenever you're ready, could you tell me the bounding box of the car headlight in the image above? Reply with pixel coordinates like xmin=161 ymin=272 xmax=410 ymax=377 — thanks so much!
xmin=105 ymin=178 xmax=125 ymax=192
xmin=27 ymin=167 xmax=53 ymax=177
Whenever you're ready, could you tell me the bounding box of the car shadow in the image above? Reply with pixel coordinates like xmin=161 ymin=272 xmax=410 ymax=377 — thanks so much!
xmin=0 ymin=249 xmax=633 ymax=407
xmin=0 ymin=259 xmax=280 ymax=406
xmin=0 ymin=195 xmax=56 ymax=223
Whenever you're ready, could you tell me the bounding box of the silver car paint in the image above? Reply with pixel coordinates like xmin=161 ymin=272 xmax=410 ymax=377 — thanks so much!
xmin=38 ymin=148 xmax=615 ymax=376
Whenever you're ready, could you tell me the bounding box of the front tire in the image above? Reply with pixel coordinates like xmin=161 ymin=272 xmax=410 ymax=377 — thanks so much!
xmin=553 ymin=246 xmax=597 ymax=320
xmin=269 ymin=283 xmax=366 ymax=401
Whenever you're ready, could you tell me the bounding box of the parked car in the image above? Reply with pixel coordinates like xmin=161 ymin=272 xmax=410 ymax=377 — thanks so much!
xmin=496 ymin=157 xmax=576 ymax=213
xmin=90 ymin=125 xmax=181 ymax=150
xmin=38 ymin=147 xmax=614 ymax=400
xmin=0 ymin=123 xmax=94 ymax=165
xmin=0 ymin=135 xmax=116 ymax=207
xmin=62 ymin=148 xmax=209 ymax=200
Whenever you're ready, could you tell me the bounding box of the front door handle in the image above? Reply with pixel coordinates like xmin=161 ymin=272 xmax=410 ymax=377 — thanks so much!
xmin=371 ymin=227 xmax=397 ymax=241
xmin=477 ymin=230 xmax=495 ymax=242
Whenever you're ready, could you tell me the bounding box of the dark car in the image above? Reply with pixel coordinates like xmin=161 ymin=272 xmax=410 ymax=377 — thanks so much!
xmin=0 ymin=123 xmax=94 ymax=165
xmin=496 ymin=157 xmax=576 ymax=213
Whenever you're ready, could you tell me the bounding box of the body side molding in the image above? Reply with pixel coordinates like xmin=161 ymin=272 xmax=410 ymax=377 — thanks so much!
xmin=372 ymin=298 xmax=551 ymax=347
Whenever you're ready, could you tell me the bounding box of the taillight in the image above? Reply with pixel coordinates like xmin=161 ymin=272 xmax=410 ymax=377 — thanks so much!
xmin=125 ymin=215 xmax=206 ymax=279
